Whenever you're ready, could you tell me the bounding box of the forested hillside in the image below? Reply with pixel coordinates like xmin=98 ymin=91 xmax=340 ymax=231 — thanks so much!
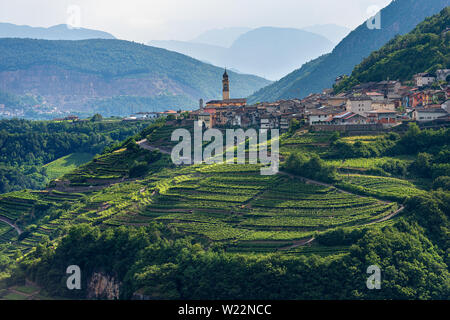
xmin=248 ymin=0 xmax=449 ymax=102
xmin=335 ymin=7 xmax=450 ymax=92
xmin=0 ymin=39 xmax=271 ymax=118
xmin=0 ymin=119 xmax=148 ymax=193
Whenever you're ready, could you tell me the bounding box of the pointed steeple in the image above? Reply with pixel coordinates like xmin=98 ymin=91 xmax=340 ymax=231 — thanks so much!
xmin=222 ymin=68 xmax=230 ymax=100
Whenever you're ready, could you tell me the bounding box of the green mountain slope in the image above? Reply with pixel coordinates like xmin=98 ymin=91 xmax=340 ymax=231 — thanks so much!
xmin=248 ymin=0 xmax=450 ymax=102
xmin=0 ymin=121 xmax=449 ymax=299
xmin=335 ymin=7 xmax=450 ymax=91
xmin=0 ymin=39 xmax=271 ymax=117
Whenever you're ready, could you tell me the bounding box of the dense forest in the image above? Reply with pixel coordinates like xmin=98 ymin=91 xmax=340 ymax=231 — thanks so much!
xmin=334 ymin=7 xmax=450 ymax=92
xmin=0 ymin=119 xmax=148 ymax=193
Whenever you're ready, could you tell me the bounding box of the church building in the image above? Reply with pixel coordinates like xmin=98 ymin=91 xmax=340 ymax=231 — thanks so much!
xmin=205 ymin=69 xmax=247 ymax=108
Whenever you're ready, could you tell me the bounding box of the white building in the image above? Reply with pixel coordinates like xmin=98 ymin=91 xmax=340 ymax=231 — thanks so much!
xmin=414 ymin=73 xmax=436 ymax=87
xmin=346 ymin=96 xmax=373 ymax=116
xmin=413 ymin=107 xmax=448 ymax=122
xmin=306 ymin=109 xmax=329 ymax=125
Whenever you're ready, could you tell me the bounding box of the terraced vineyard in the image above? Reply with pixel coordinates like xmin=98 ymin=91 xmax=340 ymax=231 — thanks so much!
xmin=280 ymin=132 xmax=334 ymax=157
xmin=0 ymin=221 xmax=16 ymax=243
xmin=337 ymin=174 xmax=426 ymax=201
xmin=326 ymin=156 xmax=414 ymax=170
xmin=0 ymin=125 xmax=406 ymax=257
xmin=107 ymin=162 xmax=399 ymax=253
xmin=57 ymin=146 xmax=168 ymax=189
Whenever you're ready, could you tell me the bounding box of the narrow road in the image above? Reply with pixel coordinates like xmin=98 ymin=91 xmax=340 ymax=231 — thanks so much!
xmin=136 ymin=139 xmax=171 ymax=155
xmin=279 ymin=237 xmax=316 ymax=251
xmin=0 ymin=216 xmax=22 ymax=235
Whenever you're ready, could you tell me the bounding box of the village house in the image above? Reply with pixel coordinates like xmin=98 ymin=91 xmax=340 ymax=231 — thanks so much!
xmin=372 ymin=101 xmax=396 ymax=111
xmin=414 ymin=73 xmax=436 ymax=87
xmin=260 ymin=114 xmax=279 ymax=129
xmin=413 ymin=107 xmax=448 ymax=122
xmin=331 ymin=111 xmax=368 ymax=125
xmin=325 ymin=95 xmax=348 ymax=108
xmin=198 ymin=112 xmax=213 ymax=128
xmin=366 ymin=91 xmax=385 ymax=102
xmin=306 ymin=109 xmax=329 ymax=125
xmin=346 ymin=95 xmax=372 ymax=116
xmin=367 ymin=109 xmax=398 ymax=124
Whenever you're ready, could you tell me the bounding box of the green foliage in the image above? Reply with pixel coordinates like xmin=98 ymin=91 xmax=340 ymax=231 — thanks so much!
xmin=2 ymin=116 xmax=450 ymax=300
xmin=43 ymin=153 xmax=93 ymax=180
xmin=335 ymin=7 xmax=450 ymax=92
xmin=0 ymin=38 xmax=271 ymax=114
xmin=288 ymin=118 xmax=301 ymax=133
xmin=90 ymin=114 xmax=103 ymax=122
xmin=405 ymin=191 xmax=449 ymax=248
xmin=249 ymin=0 xmax=449 ymax=101
xmin=432 ymin=176 xmax=450 ymax=190
xmin=285 ymin=153 xmax=337 ymax=182
xmin=316 ymin=227 xmax=367 ymax=246
xmin=0 ymin=119 xmax=148 ymax=192
xmin=18 ymin=218 xmax=450 ymax=300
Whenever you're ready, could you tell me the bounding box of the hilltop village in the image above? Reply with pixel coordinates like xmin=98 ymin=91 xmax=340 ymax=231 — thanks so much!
xmin=124 ymin=69 xmax=450 ymax=133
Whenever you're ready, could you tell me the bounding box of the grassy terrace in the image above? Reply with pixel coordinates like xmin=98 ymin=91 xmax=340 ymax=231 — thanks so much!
xmin=0 ymin=221 xmax=15 ymax=243
xmin=43 ymin=152 xmax=94 ymax=180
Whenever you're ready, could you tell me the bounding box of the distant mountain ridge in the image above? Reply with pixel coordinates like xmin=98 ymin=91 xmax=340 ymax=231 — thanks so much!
xmin=301 ymin=24 xmax=351 ymax=44
xmin=151 ymin=26 xmax=335 ymax=80
xmin=0 ymin=23 xmax=116 ymax=40
xmin=248 ymin=0 xmax=450 ymax=103
xmin=190 ymin=27 xmax=252 ymax=47
xmin=0 ymin=38 xmax=271 ymax=118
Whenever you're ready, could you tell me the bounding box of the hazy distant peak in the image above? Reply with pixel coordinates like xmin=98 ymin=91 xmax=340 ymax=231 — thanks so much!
xmin=0 ymin=22 xmax=116 ymax=40
xmin=191 ymin=27 xmax=252 ymax=47
xmin=301 ymin=24 xmax=351 ymax=44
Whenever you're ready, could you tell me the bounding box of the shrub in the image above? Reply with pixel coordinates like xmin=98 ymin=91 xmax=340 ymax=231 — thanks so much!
xmin=432 ymin=176 xmax=450 ymax=190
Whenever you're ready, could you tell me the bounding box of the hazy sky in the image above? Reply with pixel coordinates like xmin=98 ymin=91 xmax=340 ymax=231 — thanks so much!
xmin=0 ymin=0 xmax=392 ymax=42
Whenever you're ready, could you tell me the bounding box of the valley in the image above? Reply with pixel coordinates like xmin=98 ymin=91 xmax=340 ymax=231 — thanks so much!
xmin=1 ymin=118 xmax=447 ymax=300
xmin=0 ymin=0 xmax=448 ymax=303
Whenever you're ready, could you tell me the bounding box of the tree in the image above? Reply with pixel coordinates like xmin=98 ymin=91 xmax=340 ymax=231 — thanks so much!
xmin=90 ymin=114 xmax=103 ymax=122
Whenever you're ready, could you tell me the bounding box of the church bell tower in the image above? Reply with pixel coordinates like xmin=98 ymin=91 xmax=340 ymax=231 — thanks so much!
xmin=222 ymin=68 xmax=230 ymax=100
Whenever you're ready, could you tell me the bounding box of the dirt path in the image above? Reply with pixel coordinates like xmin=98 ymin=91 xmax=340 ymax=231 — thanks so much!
xmin=278 ymin=237 xmax=316 ymax=250
xmin=366 ymin=205 xmax=405 ymax=225
xmin=136 ymin=139 xmax=171 ymax=155
xmin=0 ymin=216 xmax=22 ymax=235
